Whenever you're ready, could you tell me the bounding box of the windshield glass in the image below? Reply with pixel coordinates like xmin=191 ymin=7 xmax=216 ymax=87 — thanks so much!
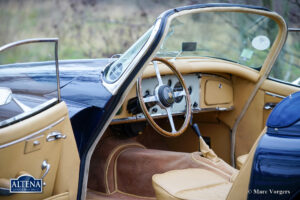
xmin=157 ymin=12 xmax=279 ymax=70
xmin=269 ymin=30 xmax=300 ymax=85
xmin=104 ymin=26 xmax=154 ymax=82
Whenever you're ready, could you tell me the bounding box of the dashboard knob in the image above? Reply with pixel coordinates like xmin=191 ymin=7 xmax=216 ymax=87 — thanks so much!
xmin=152 ymin=108 xmax=158 ymax=113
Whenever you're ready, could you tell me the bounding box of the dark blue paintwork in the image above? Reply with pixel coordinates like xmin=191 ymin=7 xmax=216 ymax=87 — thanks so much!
xmin=267 ymin=92 xmax=300 ymax=128
xmin=248 ymin=92 xmax=300 ymax=200
xmin=58 ymin=59 xmax=112 ymax=116
xmin=57 ymin=59 xmax=113 ymax=154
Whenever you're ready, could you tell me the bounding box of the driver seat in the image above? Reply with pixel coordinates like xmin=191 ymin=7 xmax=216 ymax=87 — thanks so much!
xmin=152 ymin=128 xmax=265 ymax=200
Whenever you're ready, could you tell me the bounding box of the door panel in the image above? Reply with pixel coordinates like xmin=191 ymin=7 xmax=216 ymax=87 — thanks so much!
xmin=0 ymin=102 xmax=80 ymax=200
xmin=233 ymin=78 xmax=300 ymax=159
xmin=262 ymin=79 xmax=300 ymax=126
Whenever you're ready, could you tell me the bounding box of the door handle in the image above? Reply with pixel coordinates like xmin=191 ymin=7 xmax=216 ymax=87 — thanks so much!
xmin=41 ymin=160 xmax=50 ymax=186
xmin=264 ymin=102 xmax=277 ymax=110
xmin=46 ymin=131 xmax=66 ymax=142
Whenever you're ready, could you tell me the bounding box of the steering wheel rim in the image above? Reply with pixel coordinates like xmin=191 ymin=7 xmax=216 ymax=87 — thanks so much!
xmin=137 ymin=57 xmax=191 ymax=137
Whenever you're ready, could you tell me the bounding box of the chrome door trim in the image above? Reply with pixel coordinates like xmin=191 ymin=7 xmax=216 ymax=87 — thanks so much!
xmin=0 ymin=98 xmax=58 ymax=128
xmin=265 ymin=91 xmax=286 ymax=99
xmin=0 ymin=116 xmax=65 ymax=149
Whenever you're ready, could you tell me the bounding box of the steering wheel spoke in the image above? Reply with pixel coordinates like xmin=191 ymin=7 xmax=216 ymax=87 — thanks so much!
xmin=143 ymin=95 xmax=157 ymax=103
xmin=153 ymin=61 xmax=164 ymax=86
xmin=173 ymin=90 xmax=186 ymax=98
xmin=166 ymin=107 xmax=176 ymax=133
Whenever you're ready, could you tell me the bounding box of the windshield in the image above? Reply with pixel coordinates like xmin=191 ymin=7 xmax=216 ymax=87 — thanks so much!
xmin=104 ymin=26 xmax=154 ymax=82
xmin=157 ymin=12 xmax=279 ymax=70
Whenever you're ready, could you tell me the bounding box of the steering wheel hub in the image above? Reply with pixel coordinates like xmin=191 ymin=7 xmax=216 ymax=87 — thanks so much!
xmin=158 ymin=85 xmax=174 ymax=107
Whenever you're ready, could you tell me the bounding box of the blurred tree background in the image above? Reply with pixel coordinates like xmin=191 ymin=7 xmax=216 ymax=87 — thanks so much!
xmin=0 ymin=0 xmax=299 ymax=59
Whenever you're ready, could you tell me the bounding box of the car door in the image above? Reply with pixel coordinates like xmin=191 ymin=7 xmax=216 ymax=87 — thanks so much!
xmin=0 ymin=39 xmax=80 ymax=200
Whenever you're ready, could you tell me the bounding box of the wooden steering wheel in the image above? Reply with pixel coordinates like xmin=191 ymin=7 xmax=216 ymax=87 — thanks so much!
xmin=137 ymin=57 xmax=191 ymax=137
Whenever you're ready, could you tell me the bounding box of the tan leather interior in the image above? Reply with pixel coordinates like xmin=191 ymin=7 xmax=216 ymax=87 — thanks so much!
xmin=142 ymin=59 xmax=259 ymax=82
xmin=85 ymin=7 xmax=293 ymax=200
xmin=113 ymin=62 xmax=241 ymax=124
xmin=87 ymin=134 xmax=236 ymax=199
xmin=152 ymin=128 xmax=266 ymax=200
xmin=226 ymin=127 xmax=266 ymax=200
xmin=201 ymin=75 xmax=233 ymax=109
xmin=153 ymin=169 xmax=233 ymax=200
xmin=236 ymin=154 xmax=248 ymax=170
xmin=136 ymin=115 xmax=232 ymax=164
xmin=111 ymin=63 xmax=299 ymax=164
xmin=0 ymin=102 xmax=80 ymax=200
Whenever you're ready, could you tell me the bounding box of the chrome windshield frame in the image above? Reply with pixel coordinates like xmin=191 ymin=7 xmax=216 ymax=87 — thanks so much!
xmin=102 ymin=19 xmax=162 ymax=95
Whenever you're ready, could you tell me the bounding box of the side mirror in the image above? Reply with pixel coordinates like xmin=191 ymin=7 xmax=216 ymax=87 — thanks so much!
xmin=0 ymin=87 xmax=12 ymax=106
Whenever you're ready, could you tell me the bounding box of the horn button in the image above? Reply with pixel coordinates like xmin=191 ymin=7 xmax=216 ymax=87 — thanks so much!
xmin=158 ymin=85 xmax=175 ymax=107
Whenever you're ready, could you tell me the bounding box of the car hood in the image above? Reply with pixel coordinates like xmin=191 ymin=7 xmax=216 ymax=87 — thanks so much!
xmin=58 ymin=59 xmax=110 ymax=88
xmin=58 ymin=59 xmax=113 ymax=112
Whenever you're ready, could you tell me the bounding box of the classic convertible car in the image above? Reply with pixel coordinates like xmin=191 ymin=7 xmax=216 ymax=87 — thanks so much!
xmin=0 ymin=3 xmax=300 ymax=200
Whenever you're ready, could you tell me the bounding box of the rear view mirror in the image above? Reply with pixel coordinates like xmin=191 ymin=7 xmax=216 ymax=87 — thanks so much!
xmin=0 ymin=87 xmax=12 ymax=106
xmin=182 ymin=42 xmax=197 ymax=51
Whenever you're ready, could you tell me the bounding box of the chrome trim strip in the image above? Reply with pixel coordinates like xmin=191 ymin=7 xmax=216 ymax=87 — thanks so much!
xmin=265 ymin=92 xmax=286 ymax=99
xmin=0 ymin=38 xmax=58 ymax=52
xmin=112 ymin=106 xmax=234 ymax=123
xmin=288 ymin=28 xmax=300 ymax=32
xmin=0 ymin=116 xmax=65 ymax=149
xmin=55 ymin=40 xmax=61 ymax=102
xmin=112 ymin=116 xmax=137 ymax=122
xmin=0 ymin=98 xmax=58 ymax=128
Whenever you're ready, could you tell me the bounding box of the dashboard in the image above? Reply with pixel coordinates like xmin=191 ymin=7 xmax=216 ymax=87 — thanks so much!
xmin=112 ymin=71 xmax=234 ymax=124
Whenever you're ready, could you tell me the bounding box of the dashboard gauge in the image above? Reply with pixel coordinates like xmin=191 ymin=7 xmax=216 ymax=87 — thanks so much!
xmin=173 ymin=82 xmax=183 ymax=103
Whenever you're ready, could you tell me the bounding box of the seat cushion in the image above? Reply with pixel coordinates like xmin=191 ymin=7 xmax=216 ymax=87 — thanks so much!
xmin=152 ymin=168 xmax=233 ymax=200
xmin=236 ymin=154 xmax=249 ymax=170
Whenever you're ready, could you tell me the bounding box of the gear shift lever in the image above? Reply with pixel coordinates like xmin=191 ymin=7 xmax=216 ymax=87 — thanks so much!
xmin=190 ymin=116 xmax=219 ymax=162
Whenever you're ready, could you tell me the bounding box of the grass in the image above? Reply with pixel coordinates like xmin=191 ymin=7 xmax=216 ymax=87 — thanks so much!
xmin=0 ymin=0 xmax=298 ymax=63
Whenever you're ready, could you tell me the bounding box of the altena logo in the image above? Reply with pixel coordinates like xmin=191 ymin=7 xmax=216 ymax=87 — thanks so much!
xmin=10 ymin=175 xmax=42 ymax=193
